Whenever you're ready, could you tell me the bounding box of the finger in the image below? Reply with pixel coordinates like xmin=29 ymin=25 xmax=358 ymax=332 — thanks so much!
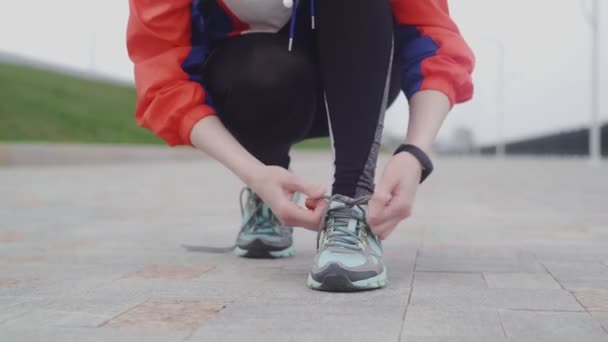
xmin=275 ymin=200 xmax=324 ymax=229
xmin=305 ymin=198 xmax=315 ymax=210
xmin=367 ymin=171 xmax=399 ymax=226
xmin=310 ymin=199 xmax=328 ymax=231
xmin=367 ymin=191 xmax=391 ymax=227
xmin=382 ymin=199 xmax=412 ymax=224
xmin=372 ymin=217 xmax=401 ymax=240
xmin=305 ymin=197 xmax=326 ymax=210
xmin=284 ymin=175 xmax=325 ymax=199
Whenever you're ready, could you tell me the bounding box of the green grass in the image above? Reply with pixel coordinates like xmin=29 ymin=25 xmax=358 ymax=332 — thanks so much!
xmin=293 ymin=137 xmax=330 ymax=149
xmin=0 ymin=62 xmax=329 ymax=148
xmin=0 ymin=62 xmax=161 ymax=144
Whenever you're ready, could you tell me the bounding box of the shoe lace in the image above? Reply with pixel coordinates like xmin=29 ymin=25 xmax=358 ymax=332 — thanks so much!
xmin=239 ymin=188 xmax=282 ymax=235
xmin=316 ymin=195 xmax=371 ymax=251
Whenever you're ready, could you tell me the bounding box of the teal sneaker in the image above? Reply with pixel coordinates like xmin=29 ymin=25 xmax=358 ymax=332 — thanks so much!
xmin=307 ymin=195 xmax=386 ymax=291
xmin=234 ymin=188 xmax=295 ymax=258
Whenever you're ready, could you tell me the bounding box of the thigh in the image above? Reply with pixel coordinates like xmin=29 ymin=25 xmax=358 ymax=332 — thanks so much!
xmin=305 ymin=62 xmax=402 ymax=140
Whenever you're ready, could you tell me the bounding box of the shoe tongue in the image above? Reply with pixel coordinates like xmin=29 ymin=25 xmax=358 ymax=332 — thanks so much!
xmin=328 ymin=195 xmax=359 ymax=209
xmin=328 ymin=195 xmax=366 ymax=233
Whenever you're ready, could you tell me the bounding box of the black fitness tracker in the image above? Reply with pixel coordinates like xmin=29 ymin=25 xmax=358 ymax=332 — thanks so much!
xmin=393 ymin=144 xmax=434 ymax=183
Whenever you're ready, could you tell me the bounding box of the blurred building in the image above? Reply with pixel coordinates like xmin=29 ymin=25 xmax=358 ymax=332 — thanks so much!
xmin=479 ymin=122 xmax=608 ymax=157
xmin=434 ymin=127 xmax=476 ymax=155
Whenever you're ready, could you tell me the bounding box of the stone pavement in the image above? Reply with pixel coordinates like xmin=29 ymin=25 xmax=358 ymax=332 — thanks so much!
xmin=1 ymin=151 xmax=607 ymax=341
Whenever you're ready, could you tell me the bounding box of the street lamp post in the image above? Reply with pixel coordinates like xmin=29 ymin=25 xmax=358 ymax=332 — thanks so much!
xmin=474 ymin=37 xmax=508 ymax=157
xmin=495 ymin=40 xmax=506 ymax=157
xmin=476 ymin=37 xmax=508 ymax=157
xmin=584 ymin=0 xmax=601 ymax=162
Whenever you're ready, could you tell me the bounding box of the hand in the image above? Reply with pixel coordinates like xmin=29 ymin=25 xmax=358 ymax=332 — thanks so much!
xmin=368 ymin=152 xmax=422 ymax=239
xmin=248 ymin=166 xmax=327 ymax=230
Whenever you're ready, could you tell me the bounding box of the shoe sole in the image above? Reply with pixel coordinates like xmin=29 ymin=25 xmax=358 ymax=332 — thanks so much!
xmin=306 ymin=266 xmax=387 ymax=292
xmin=234 ymin=245 xmax=295 ymax=259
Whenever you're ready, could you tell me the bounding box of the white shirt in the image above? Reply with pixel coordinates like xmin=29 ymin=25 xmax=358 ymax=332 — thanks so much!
xmin=221 ymin=0 xmax=293 ymax=34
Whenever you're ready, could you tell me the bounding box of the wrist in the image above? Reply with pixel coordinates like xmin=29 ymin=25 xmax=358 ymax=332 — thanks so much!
xmin=236 ymin=159 xmax=266 ymax=186
xmin=394 ymin=152 xmax=423 ymax=177
xmin=403 ymin=138 xmax=432 ymax=155
xmin=393 ymin=144 xmax=434 ymax=183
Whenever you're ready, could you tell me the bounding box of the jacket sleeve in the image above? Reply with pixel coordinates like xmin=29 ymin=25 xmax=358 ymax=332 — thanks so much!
xmin=127 ymin=0 xmax=215 ymax=146
xmin=391 ymin=0 xmax=475 ymax=106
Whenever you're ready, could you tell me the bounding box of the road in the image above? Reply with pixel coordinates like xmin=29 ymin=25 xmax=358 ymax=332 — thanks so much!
xmin=1 ymin=151 xmax=607 ymax=341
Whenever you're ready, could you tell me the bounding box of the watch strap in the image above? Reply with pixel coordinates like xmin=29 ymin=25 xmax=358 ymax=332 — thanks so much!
xmin=393 ymin=144 xmax=434 ymax=183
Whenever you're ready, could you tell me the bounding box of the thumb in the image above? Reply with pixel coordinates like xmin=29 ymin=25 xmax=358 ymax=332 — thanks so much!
xmin=368 ymin=190 xmax=391 ymax=227
xmin=284 ymin=174 xmax=325 ymax=198
xmin=367 ymin=175 xmax=396 ymax=227
xmin=305 ymin=196 xmax=328 ymax=211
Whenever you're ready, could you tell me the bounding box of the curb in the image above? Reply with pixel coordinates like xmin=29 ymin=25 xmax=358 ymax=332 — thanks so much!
xmin=0 ymin=143 xmax=202 ymax=167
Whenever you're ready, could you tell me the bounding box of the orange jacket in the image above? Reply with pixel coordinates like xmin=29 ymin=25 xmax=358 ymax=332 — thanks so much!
xmin=127 ymin=0 xmax=475 ymax=146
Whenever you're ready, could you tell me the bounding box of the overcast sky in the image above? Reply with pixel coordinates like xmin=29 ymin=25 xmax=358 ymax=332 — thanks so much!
xmin=0 ymin=0 xmax=606 ymax=144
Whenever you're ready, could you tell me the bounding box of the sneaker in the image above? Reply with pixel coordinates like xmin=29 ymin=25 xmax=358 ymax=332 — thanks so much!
xmin=234 ymin=188 xmax=295 ymax=258
xmin=307 ymin=194 xmax=387 ymax=291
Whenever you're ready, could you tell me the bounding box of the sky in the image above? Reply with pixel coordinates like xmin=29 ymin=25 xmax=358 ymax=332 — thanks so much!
xmin=0 ymin=0 xmax=606 ymax=145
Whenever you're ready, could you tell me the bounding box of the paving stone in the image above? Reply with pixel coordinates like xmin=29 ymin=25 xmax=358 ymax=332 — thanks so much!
xmin=419 ymin=246 xmax=529 ymax=259
xmin=191 ymin=331 xmax=333 ymax=342
xmin=193 ymin=301 xmax=404 ymax=340
xmin=573 ymin=289 xmax=608 ymax=311
xmin=0 ymin=301 xmax=31 ymax=323
xmin=402 ymin=337 xmax=505 ymax=342
xmin=484 ymin=273 xmax=561 ymax=289
xmin=413 ymin=272 xmax=487 ymax=289
xmin=500 ymin=310 xmax=607 ymax=339
xmin=2 ymin=309 xmax=108 ymax=328
xmin=88 ymin=277 xmax=254 ymax=303
xmin=561 ymin=278 xmax=608 ymax=290
xmin=2 ymin=155 xmax=608 ymax=340
xmin=416 ymin=252 xmax=545 ymax=273
xmin=196 ymin=328 xmax=401 ymax=341
xmin=506 ymin=338 xmax=608 ymax=342
xmin=410 ymin=287 xmax=583 ymax=311
xmin=543 ymin=262 xmax=608 ymax=277
xmin=125 ymin=264 xmax=215 ymax=280
xmin=0 ymin=296 xmax=24 ymax=306
xmin=0 ymin=232 xmax=24 ymax=243
xmin=101 ymin=300 xmax=225 ymax=331
xmin=591 ymin=312 xmax=608 ymax=330
xmin=0 ymin=274 xmax=113 ymax=298
xmin=0 ymin=327 xmax=189 ymax=342
xmin=0 ymin=256 xmax=45 ymax=264
xmin=532 ymin=246 xmax=608 ymax=263
xmin=0 ymin=277 xmax=36 ymax=289
xmin=4 ymin=294 xmax=147 ymax=318
xmin=49 ymin=240 xmax=98 ymax=252
xmin=244 ymin=285 xmax=410 ymax=310
xmin=543 ymin=261 xmax=608 ymax=289
xmin=401 ymin=308 xmax=504 ymax=337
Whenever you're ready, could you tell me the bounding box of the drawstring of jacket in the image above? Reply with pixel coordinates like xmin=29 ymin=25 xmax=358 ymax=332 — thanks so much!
xmin=283 ymin=0 xmax=315 ymax=51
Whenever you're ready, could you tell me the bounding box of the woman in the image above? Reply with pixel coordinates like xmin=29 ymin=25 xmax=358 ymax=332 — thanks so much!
xmin=127 ymin=0 xmax=474 ymax=292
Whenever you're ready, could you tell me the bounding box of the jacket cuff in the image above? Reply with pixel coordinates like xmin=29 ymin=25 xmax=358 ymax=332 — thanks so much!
xmin=419 ymin=76 xmax=456 ymax=108
xmin=419 ymin=76 xmax=474 ymax=108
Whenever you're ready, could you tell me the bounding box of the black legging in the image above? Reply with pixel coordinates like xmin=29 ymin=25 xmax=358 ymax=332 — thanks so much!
xmin=202 ymin=0 xmax=400 ymax=197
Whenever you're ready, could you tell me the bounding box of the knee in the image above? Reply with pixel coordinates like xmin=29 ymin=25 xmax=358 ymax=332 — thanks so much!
xmin=235 ymin=42 xmax=318 ymax=127
xmin=204 ymin=35 xmax=318 ymax=144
